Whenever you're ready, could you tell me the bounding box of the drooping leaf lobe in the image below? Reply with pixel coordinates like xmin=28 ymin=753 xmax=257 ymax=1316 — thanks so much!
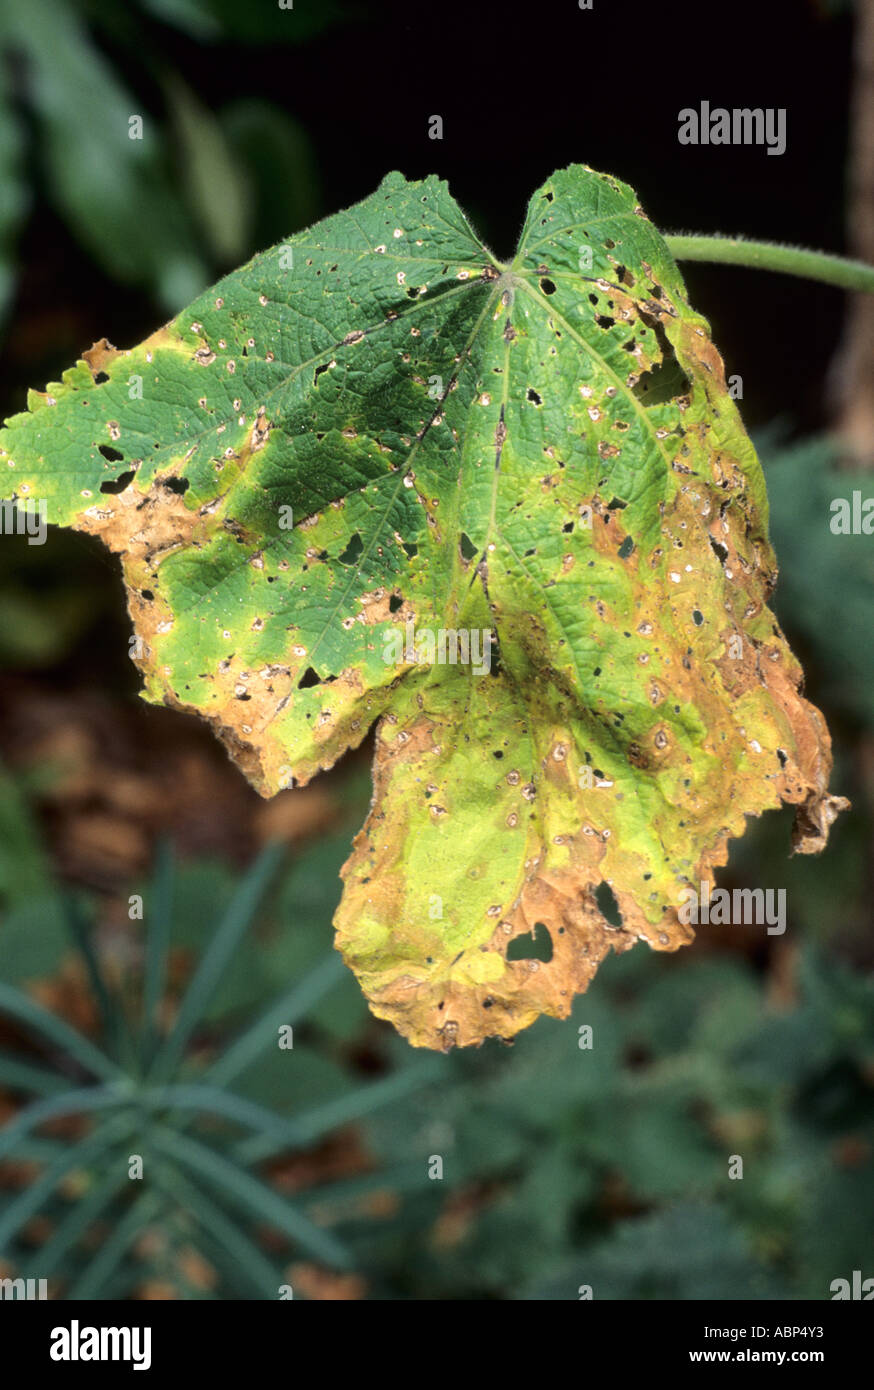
xmin=0 ymin=165 xmax=847 ymax=1048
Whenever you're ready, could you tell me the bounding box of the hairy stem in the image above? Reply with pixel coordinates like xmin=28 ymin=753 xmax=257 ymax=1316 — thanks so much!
xmin=665 ymin=234 xmax=874 ymax=295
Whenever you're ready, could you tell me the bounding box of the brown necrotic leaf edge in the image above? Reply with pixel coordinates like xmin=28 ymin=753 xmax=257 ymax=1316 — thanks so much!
xmin=4 ymin=178 xmax=850 ymax=1053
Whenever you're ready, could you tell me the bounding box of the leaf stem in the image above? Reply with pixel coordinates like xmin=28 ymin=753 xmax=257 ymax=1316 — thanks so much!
xmin=664 ymin=234 xmax=874 ymax=294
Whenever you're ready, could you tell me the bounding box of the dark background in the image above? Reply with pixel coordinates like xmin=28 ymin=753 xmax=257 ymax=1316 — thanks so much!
xmin=2 ymin=0 xmax=854 ymax=437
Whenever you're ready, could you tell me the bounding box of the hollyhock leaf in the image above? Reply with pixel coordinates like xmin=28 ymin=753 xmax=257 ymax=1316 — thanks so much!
xmin=0 ymin=165 xmax=847 ymax=1049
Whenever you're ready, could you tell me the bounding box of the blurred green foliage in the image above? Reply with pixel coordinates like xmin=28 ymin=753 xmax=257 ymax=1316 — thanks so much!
xmin=0 ymin=0 xmax=331 ymax=322
xmin=0 ymin=760 xmax=872 ymax=1299
xmin=765 ymin=432 xmax=874 ymax=729
xmin=360 ymin=943 xmax=874 ymax=1300
xmin=0 ymin=817 xmax=436 ymax=1297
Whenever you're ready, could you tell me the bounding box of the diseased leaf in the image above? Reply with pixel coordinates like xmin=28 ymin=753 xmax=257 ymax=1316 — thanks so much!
xmin=0 ymin=165 xmax=848 ymax=1049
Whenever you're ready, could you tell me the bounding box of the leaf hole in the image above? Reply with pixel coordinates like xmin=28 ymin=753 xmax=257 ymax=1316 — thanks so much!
xmin=100 ymin=470 xmax=135 ymax=494
xmin=594 ymin=881 xmax=623 ymax=927
xmin=632 ymin=315 xmax=692 ymax=406
xmin=507 ymin=922 xmax=553 ymax=962
xmin=460 ymin=532 xmax=478 ymax=561
xmin=709 ymin=537 xmax=729 ymax=564
xmin=338 ymin=533 xmax=364 ymax=565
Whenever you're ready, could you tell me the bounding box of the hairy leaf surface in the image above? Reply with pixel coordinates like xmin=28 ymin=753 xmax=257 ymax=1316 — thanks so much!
xmin=0 ymin=166 xmax=847 ymax=1048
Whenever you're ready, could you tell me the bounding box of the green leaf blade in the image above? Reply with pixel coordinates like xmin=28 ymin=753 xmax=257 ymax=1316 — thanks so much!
xmin=0 ymin=165 xmax=846 ymax=1050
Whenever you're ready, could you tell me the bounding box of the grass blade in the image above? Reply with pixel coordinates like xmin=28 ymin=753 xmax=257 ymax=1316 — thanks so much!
xmin=66 ymin=1188 xmax=163 ymax=1299
xmin=236 ymin=1061 xmax=441 ymax=1162
xmin=38 ymin=1167 xmax=130 ymax=1278
xmin=142 ymin=1082 xmax=307 ymax=1143
xmin=204 ymin=954 xmax=345 ymax=1087
xmin=147 ymin=842 xmax=285 ymax=1083
xmin=0 ymin=1050 xmax=67 ymax=1097
xmin=0 ymin=1084 xmax=130 ymax=1160
xmin=0 ymin=1137 xmax=69 ymax=1162
xmin=0 ymin=979 xmax=121 ymax=1083
xmin=151 ymin=1160 xmax=283 ymax=1298
xmin=0 ymin=1115 xmax=131 ymax=1251
xmin=63 ymin=894 xmax=128 ymax=1064
xmin=142 ymin=839 xmax=174 ymax=1066
xmin=150 ymin=1124 xmax=352 ymax=1270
